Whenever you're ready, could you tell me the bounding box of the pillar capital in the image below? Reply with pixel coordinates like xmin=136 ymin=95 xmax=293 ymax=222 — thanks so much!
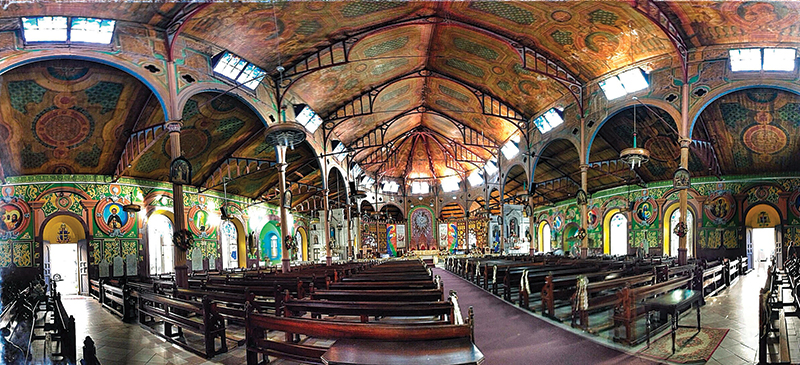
xmin=679 ymin=138 xmax=692 ymax=148
xmin=166 ymin=121 xmax=183 ymax=133
xmin=580 ymin=164 xmax=589 ymax=172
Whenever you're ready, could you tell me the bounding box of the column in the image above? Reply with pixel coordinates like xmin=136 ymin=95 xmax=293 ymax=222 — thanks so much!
xmin=529 ymin=195 xmax=536 ymax=255
xmin=167 ymin=121 xmax=188 ymax=289
xmin=323 ymin=189 xmax=332 ymax=265
xmin=276 ymin=145 xmax=291 ymax=273
xmin=677 ymin=82 xmax=691 ymax=265
xmin=678 ymin=138 xmax=691 ymax=265
xmin=580 ymin=165 xmax=589 ymax=259
xmin=346 ymin=204 xmax=353 ymax=260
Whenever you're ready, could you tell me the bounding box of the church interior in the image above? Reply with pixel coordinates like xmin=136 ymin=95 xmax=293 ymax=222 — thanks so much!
xmin=0 ymin=1 xmax=799 ymax=364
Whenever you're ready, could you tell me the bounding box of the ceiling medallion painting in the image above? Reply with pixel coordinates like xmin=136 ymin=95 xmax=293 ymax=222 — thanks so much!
xmin=32 ymin=107 xmax=95 ymax=158
xmin=742 ymin=109 xmax=787 ymax=161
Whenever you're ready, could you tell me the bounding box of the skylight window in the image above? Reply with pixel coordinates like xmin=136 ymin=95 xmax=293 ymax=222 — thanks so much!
xmin=533 ymin=109 xmax=564 ymax=134
xmin=361 ymin=175 xmax=374 ymax=188
xmin=441 ymin=176 xmax=461 ymax=192
xmin=729 ymin=48 xmax=797 ymax=72
xmin=729 ymin=49 xmax=762 ymax=72
xmin=484 ymin=158 xmax=498 ymax=176
xmin=351 ymin=164 xmax=363 ymax=178
xmin=501 ymin=134 xmax=521 ymax=159
xmin=212 ymin=51 xmax=266 ymax=91
xmin=22 ymin=17 xmax=67 ymax=42
xmin=599 ymin=68 xmax=649 ymax=100
xmin=411 ymin=181 xmax=429 ymax=195
xmin=293 ymin=104 xmax=323 ymax=134
xmin=382 ymin=181 xmax=399 ymax=194
xmin=70 ymin=18 xmax=115 ymax=44
xmin=468 ymin=169 xmax=484 ymax=187
xmin=763 ymin=48 xmax=796 ymax=71
xmin=332 ymin=143 xmax=347 ymax=162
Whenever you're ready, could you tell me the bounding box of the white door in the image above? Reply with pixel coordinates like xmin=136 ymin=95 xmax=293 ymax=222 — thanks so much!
xmin=50 ymin=243 xmax=78 ymax=295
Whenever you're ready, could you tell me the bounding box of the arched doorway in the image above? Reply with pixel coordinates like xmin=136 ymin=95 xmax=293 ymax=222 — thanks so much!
xmin=603 ymin=210 xmax=628 ymax=256
xmin=42 ymin=214 xmax=86 ymax=295
xmin=538 ymin=221 xmax=552 ymax=253
xmin=745 ymin=204 xmax=782 ymax=273
xmin=220 ymin=220 xmax=239 ymax=270
xmin=295 ymin=227 xmax=307 ymax=261
xmin=148 ymin=213 xmax=174 ymax=275
xmin=666 ymin=208 xmax=695 ymax=258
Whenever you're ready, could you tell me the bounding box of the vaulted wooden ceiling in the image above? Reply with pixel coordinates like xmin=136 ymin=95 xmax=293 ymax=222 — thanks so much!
xmin=1 ymin=1 xmax=799 ymax=208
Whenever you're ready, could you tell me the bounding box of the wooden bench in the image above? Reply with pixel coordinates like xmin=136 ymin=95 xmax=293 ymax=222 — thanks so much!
xmin=49 ymin=292 xmax=76 ymax=363
xmin=613 ymin=275 xmax=692 ymax=345
xmin=284 ymin=291 xmax=457 ymax=324
xmin=693 ymin=263 xmax=726 ymax=299
xmin=539 ymin=269 xmax=622 ymax=319
xmin=89 ymin=279 xmax=101 ymax=301
xmin=571 ymin=272 xmax=654 ymax=332
xmin=310 ymin=287 xmax=444 ymax=302
xmin=137 ymin=292 xmax=227 ymax=358
xmin=245 ymin=300 xmax=481 ymax=365
xmin=100 ymin=282 xmax=134 ymax=320
xmin=759 ymin=265 xmax=790 ymax=364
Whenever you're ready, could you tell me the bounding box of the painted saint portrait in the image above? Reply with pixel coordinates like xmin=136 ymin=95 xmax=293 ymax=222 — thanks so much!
xmin=0 ymin=204 xmax=23 ymax=232
xmin=106 ymin=205 xmax=124 ymax=230
xmin=633 ymin=197 xmax=658 ymax=226
xmin=509 ymin=217 xmax=519 ymax=238
xmin=95 ymin=198 xmax=134 ymax=236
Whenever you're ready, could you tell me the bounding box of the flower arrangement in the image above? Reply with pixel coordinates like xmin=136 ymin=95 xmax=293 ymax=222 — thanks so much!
xmin=673 ymin=221 xmax=687 ymax=238
xmin=173 ymin=229 xmax=195 ymax=251
xmin=284 ymin=235 xmax=297 ymax=252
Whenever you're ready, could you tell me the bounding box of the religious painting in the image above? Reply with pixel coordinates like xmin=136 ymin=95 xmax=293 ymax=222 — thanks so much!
xmin=491 ymin=223 xmax=500 ymax=252
xmin=790 ymin=191 xmax=800 ymax=219
xmin=704 ymin=191 xmax=735 ymax=224
xmin=0 ymin=198 xmax=30 ymax=240
xmin=758 ymin=211 xmax=771 ymax=227
xmin=673 ymin=168 xmax=690 ymax=190
xmin=576 ymin=189 xmax=588 ymax=205
xmin=188 ymin=206 xmax=214 ymax=238
xmin=410 ymin=208 xmax=434 ymax=250
xmin=447 ymin=222 xmax=458 ymax=252
xmin=386 ymin=224 xmax=397 ymax=257
xmin=438 ymin=223 xmax=447 ymax=249
xmin=552 ymin=213 xmax=564 ymax=232
xmin=587 ymin=206 xmax=600 ymax=230
xmin=633 ymin=197 xmax=658 ymax=227
xmin=170 ymin=156 xmax=192 ymax=185
xmin=396 ymin=225 xmax=406 ymax=248
xmin=283 ymin=190 xmax=292 ymax=209
xmin=508 ymin=217 xmax=519 ymax=238
xmin=95 ymin=198 xmax=134 ymax=237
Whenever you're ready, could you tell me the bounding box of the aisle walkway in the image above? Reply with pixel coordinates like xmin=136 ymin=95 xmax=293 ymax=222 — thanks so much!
xmin=434 ymin=267 xmax=656 ymax=365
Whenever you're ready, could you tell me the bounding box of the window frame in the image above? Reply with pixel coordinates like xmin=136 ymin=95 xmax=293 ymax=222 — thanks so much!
xmin=21 ymin=16 xmax=116 ymax=47
xmin=212 ymin=51 xmax=267 ymax=92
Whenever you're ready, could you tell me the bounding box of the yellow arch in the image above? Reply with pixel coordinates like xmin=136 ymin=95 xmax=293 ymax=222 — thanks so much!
xmin=602 ymin=208 xmax=622 ymax=255
xmin=745 ymin=204 xmax=781 ymax=228
xmin=537 ymin=220 xmax=549 ymax=252
xmin=43 ymin=215 xmax=86 ymax=244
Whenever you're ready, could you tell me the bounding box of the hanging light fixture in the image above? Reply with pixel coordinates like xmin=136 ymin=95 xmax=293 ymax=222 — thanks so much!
xmin=619 ymin=97 xmax=650 ymax=169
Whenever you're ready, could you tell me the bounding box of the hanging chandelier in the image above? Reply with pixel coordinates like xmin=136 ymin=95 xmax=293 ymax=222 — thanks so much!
xmin=619 ymin=97 xmax=650 ymax=169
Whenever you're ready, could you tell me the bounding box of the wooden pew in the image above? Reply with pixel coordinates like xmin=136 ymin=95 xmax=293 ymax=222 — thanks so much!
xmin=283 ymin=292 xmax=456 ymax=324
xmin=245 ymin=301 xmax=481 ymax=365
xmin=137 ymin=292 xmax=228 ymax=358
xmin=80 ymin=336 xmax=100 ymax=365
xmin=613 ymin=276 xmax=692 ymax=345
xmin=50 ymin=292 xmax=77 ymax=363
xmin=310 ymin=287 xmax=444 ymax=302
xmin=570 ymin=272 xmax=654 ymax=332
xmin=693 ymin=263 xmax=726 ymax=298
xmin=760 ymin=266 xmax=790 ymax=364
xmin=511 ymin=265 xmax=602 ymax=305
xmin=100 ymin=282 xmax=134 ymax=320
xmin=539 ymin=269 xmax=622 ymax=319
xmin=89 ymin=279 xmax=101 ymax=301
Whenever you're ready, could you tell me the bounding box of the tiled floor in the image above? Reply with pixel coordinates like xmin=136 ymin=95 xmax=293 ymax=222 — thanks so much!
xmin=678 ymin=268 xmax=763 ymax=365
xmin=64 ymin=267 xmax=767 ymax=365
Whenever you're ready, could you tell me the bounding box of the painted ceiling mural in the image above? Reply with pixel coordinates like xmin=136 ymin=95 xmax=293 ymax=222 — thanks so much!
xmin=667 ymin=1 xmax=800 ymax=47
xmin=0 ymin=1 xmax=800 ymax=213
xmin=128 ymin=93 xmax=263 ymax=184
xmin=0 ymin=60 xmax=152 ymax=176
xmin=692 ymin=88 xmax=800 ymax=176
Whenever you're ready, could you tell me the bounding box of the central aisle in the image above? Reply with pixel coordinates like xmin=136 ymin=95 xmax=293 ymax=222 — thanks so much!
xmin=433 ymin=267 xmax=657 ymax=365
